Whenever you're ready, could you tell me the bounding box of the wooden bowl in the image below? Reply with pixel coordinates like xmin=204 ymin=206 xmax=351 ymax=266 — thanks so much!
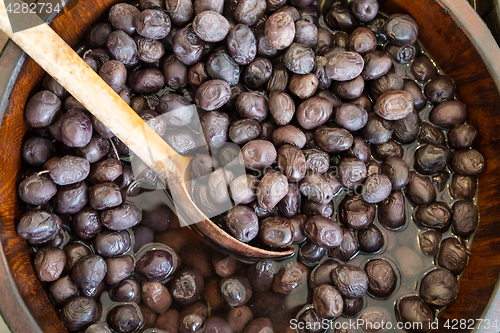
xmin=0 ymin=0 xmax=499 ymax=332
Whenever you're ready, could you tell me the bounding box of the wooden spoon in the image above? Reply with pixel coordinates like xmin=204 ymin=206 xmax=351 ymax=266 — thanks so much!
xmin=0 ymin=0 xmax=295 ymax=259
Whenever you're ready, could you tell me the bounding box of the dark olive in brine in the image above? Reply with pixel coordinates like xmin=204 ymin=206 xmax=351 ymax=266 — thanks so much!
xmin=172 ymin=27 xmax=205 ymax=66
xmin=229 ymin=174 xmax=259 ymax=205
xmin=105 ymin=255 xmax=134 ymax=285
xmin=303 ymin=215 xmax=343 ymax=249
xmin=384 ymin=14 xmax=418 ymax=46
xmin=277 ymin=183 xmax=301 ymax=218
xmin=61 ymin=109 xmax=93 ymax=148
xmin=414 ymin=144 xmax=452 ymax=175
xmin=60 ymin=297 xmax=97 ymax=332
xmin=94 ymin=230 xmax=131 ymax=257
xmin=294 ymin=20 xmax=318 ymax=48
xmin=107 ymin=304 xmax=141 ymax=333
xmin=248 ymin=260 xmax=276 ymax=293
xmin=22 ymin=136 xmax=55 ymax=166
xmin=71 ymin=254 xmax=107 ymax=292
xmin=264 ymin=12 xmax=295 ymax=50
xmin=339 ymin=195 xmax=375 ymax=230
xmin=257 ymin=170 xmax=289 ymax=210
xmin=290 ymin=214 xmax=307 ymax=243
xmin=235 ymin=92 xmax=268 ymax=122
xmin=192 ymin=11 xmax=229 ymax=42
xmin=200 ymin=110 xmax=230 ymax=149
xmin=227 ymin=306 xmax=254 ymax=333
xmin=358 ymin=224 xmax=384 ymax=254
xmin=18 ymin=174 xmax=57 ymax=206
xmin=227 ymin=24 xmax=257 ymax=65
xmin=384 ymin=39 xmax=417 ymax=62
xmin=343 ymin=136 xmax=371 ymax=164
xmin=53 ymin=181 xmax=88 ymax=215
xmin=312 ymin=284 xmax=343 ymax=319
xmin=229 ymin=119 xmax=262 ymax=145
xmin=299 ymin=171 xmax=334 ymax=205
xmin=418 ymin=230 xmax=441 ymax=256
xmin=85 ymin=22 xmax=114 ymax=49
xmin=351 ymin=0 xmax=379 ymax=22
xmin=425 ymin=75 xmax=455 ymax=104
xmin=430 ymin=101 xmax=467 ymax=129
xmin=234 ymin=0 xmax=266 ymax=26
xmin=338 ymin=157 xmax=367 ymax=190
xmin=331 ymin=264 xmax=368 ymax=299
xmin=109 ymin=278 xmax=141 ymax=303
xmin=309 ymin=259 xmax=340 ymax=290
xmin=142 ymin=281 xmax=172 ymax=315
xmin=452 ymin=199 xmax=478 ymax=237
xmin=49 ymin=275 xmax=78 ymax=306
xmin=296 ymin=97 xmax=333 ymax=130
xmin=381 ymin=157 xmax=410 ymax=191
xmin=17 ymin=210 xmax=62 ymax=245
xmin=188 ymin=62 xmax=210 ymax=89
xmin=348 ymin=27 xmax=377 ymax=55
xmin=397 ymin=296 xmax=434 ymax=333
xmin=288 ymin=73 xmax=319 ymax=100
xmin=324 ymin=6 xmax=358 ymax=33
xmin=220 ymin=275 xmax=253 ymax=307
xmin=135 ymin=36 xmax=166 ymax=63
xmin=369 ymin=72 xmax=404 ymax=100
xmin=437 ymin=238 xmax=468 ymax=275
xmin=414 ymin=202 xmax=452 ymax=231
xmin=34 ymin=246 xmax=66 ymax=282
xmin=375 ymin=90 xmax=414 ymax=121
xmin=407 ymin=172 xmax=437 ymax=205
xmin=273 ymin=261 xmax=308 ymax=295
xmin=361 ymin=51 xmax=392 ymax=80
xmin=108 ymin=3 xmax=139 ymax=35
xmin=314 ymin=126 xmax=353 ymax=153
xmin=241 ymin=140 xmax=277 ymax=169
xmin=364 ymin=259 xmax=396 ymax=298
xmin=451 ymin=149 xmax=485 ymax=176
xmin=297 ymin=241 xmax=328 ymax=267
xmin=243 ymin=64 xmax=272 ymax=92
xmin=170 ymin=267 xmax=205 ymax=305
xmin=106 ymin=30 xmax=139 ymax=67
xmin=226 ymin=205 xmax=259 ymax=242
xmin=403 ymin=79 xmax=426 ymax=111
xmin=450 ymin=174 xmax=477 ymax=200
xmin=259 ymin=217 xmax=294 ymax=248
xmin=419 ymin=268 xmax=458 ymax=307
xmin=284 ymin=43 xmax=315 ymax=75
xmin=326 ymin=51 xmax=364 ymax=81
xmin=136 ymin=249 xmax=175 ymax=282
xmin=362 ymin=173 xmax=392 ymax=204
xmin=418 ymin=122 xmax=445 ymax=145
xmin=379 ymin=191 xmax=405 ymax=230
xmin=329 ymin=227 xmax=358 ymax=261
xmin=206 ymin=51 xmax=241 ymax=86
xmin=268 ymin=91 xmax=295 ymax=126
xmin=411 ymin=55 xmax=437 ymax=83
xmin=361 ymin=113 xmax=394 ymax=145
xmin=334 ymin=103 xmax=368 ymax=132
xmin=393 ymin=107 xmax=420 ymax=144
xmin=448 ymin=123 xmax=477 ymax=149
xmin=165 ymin=0 xmax=193 ymax=26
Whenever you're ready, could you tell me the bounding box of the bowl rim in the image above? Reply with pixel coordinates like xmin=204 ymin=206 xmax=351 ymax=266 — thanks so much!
xmin=0 ymin=0 xmax=500 ymax=332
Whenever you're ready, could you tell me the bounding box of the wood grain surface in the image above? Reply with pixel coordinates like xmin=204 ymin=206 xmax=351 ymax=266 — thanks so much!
xmin=0 ymin=0 xmax=500 ymax=332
